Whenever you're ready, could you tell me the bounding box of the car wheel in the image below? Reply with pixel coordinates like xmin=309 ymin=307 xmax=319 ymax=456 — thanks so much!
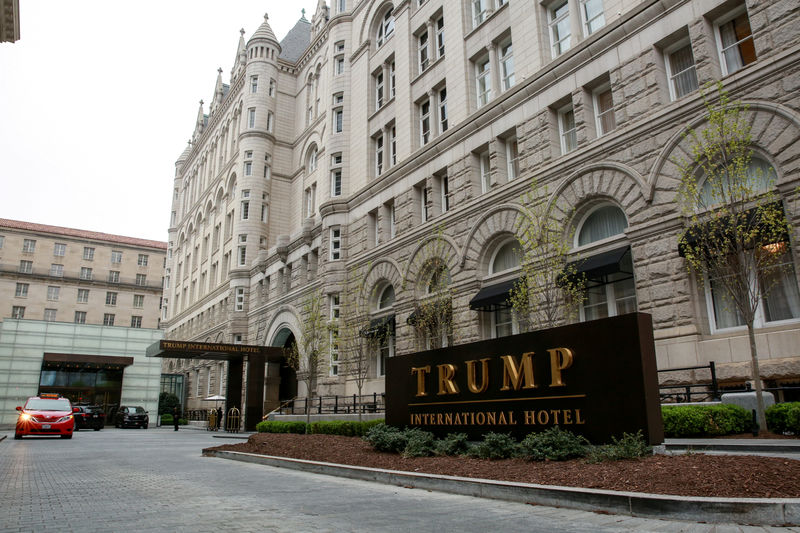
xmin=143 ymin=423 xmax=148 ymax=429
xmin=74 ymin=427 xmax=79 ymax=432
xmin=14 ymin=432 xmax=22 ymax=439
xmin=61 ymin=434 xmax=72 ymax=439
xmin=115 ymin=421 xmax=120 ymax=428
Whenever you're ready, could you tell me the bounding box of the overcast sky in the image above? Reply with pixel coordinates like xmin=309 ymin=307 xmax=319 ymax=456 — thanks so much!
xmin=0 ymin=1 xmax=315 ymax=242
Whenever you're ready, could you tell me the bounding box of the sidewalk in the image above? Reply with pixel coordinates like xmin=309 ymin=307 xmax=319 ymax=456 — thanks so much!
xmin=664 ymin=437 xmax=800 ymax=457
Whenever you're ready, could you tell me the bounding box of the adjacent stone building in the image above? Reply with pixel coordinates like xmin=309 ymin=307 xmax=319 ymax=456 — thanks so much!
xmin=164 ymin=0 xmax=800 ymax=419
xmin=0 ymin=219 xmax=166 ymax=425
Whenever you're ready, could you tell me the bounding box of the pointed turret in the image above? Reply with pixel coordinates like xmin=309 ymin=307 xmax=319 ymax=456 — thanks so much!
xmin=231 ymin=28 xmax=247 ymax=80
xmin=249 ymin=13 xmax=279 ymax=46
xmin=211 ymin=68 xmax=224 ymax=113
xmin=177 ymin=140 xmax=192 ymax=164
xmin=192 ymin=100 xmax=206 ymax=141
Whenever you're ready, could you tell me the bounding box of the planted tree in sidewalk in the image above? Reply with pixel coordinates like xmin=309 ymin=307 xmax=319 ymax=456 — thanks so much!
xmin=509 ymin=178 xmax=585 ymax=332
xmin=406 ymin=228 xmax=454 ymax=350
xmin=285 ymin=289 xmax=329 ymax=426
xmin=675 ymin=84 xmax=793 ymax=433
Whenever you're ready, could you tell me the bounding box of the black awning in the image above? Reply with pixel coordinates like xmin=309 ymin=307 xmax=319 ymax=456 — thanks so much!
xmin=469 ymin=278 xmax=519 ymax=311
xmin=559 ymin=246 xmax=631 ymax=286
xmin=360 ymin=315 xmax=395 ymax=338
xmin=678 ymin=202 xmax=788 ymax=257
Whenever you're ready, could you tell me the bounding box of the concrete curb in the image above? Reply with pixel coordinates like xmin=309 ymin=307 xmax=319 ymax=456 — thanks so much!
xmin=204 ymin=449 xmax=800 ymax=526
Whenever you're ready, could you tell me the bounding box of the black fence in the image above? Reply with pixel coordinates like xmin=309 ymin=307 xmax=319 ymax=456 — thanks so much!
xmin=659 ymin=362 xmax=800 ymax=403
xmin=277 ymin=393 xmax=386 ymax=415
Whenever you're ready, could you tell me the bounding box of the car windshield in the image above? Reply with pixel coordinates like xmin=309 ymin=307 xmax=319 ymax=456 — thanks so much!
xmin=128 ymin=407 xmax=145 ymax=414
xmin=25 ymin=398 xmax=71 ymax=411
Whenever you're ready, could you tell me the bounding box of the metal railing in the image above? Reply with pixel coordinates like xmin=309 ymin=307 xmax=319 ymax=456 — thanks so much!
xmin=658 ymin=362 xmax=719 ymax=403
xmin=277 ymin=393 xmax=386 ymax=415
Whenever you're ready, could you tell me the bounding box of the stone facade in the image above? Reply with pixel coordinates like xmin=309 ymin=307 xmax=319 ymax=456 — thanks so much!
xmin=164 ymin=0 xmax=800 ymax=416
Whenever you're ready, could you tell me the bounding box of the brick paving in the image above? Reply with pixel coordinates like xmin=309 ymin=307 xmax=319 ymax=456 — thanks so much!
xmin=1 ymin=427 xmax=798 ymax=533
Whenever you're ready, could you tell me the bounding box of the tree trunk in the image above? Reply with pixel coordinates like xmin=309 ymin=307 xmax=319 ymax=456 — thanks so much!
xmin=747 ymin=322 xmax=768 ymax=434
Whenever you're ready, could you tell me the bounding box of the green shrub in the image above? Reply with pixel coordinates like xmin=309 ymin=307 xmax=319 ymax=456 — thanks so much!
xmin=434 ymin=432 xmax=471 ymax=456
xmin=766 ymin=402 xmax=800 ymax=434
xmin=586 ymin=431 xmax=651 ymax=463
xmin=178 ymin=418 xmax=188 ymax=425
xmin=256 ymin=420 xmax=308 ymax=434
xmin=309 ymin=419 xmax=384 ymax=437
xmin=661 ymin=404 xmax=751 ymax=437
xmin=467 ymin=432 xmax=519 ymax=460
xmin=519 ymin=426 xmax=588 ymax=461
xmin=403 ymin=429 xmax=437 ymax=457
xmin=160 ymin=413 xmax=173 ymax=424
xmin=363 ymin=424 xmax=409 ymax=453
xmin=157 ymin=392 xmax=181 ymax=416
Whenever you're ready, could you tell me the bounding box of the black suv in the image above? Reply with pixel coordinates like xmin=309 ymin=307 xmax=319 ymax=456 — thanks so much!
xmin=114 ymin=406 xmax=149 ymax=429
xmin=73 ymin=405 xmax=105 ymax=431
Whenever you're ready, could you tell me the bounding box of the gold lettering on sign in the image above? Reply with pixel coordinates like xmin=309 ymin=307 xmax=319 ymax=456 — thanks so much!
xmin=437 ymin=364 xmax=460 ymax=395
xmin=466 ymin=358 xmax=491 ymax=393
xmin=547 ymin=348 xmax=574 ymax=387
xmin=411 ymin=365 xmax=431 ymax=397
xmin=500 ymin=352 xmax=537 ymax=391
xmin=576 ymin=409 xmax=585 ymax=424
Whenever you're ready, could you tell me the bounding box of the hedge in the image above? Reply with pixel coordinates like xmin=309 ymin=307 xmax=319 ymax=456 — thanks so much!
xmin=257 ymin=419 xmax=384 ymax=436
xmin=255 ymin=420 xmax=308 ymax=434
xmin=766 ymin=402 xmax=800 ymax=434
xmin=661 ymin=404 xmax=751 ymax=437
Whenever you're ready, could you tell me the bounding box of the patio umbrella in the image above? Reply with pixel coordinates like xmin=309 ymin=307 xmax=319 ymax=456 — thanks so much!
xmin=203 ymin=395 xmax=226 ymax=407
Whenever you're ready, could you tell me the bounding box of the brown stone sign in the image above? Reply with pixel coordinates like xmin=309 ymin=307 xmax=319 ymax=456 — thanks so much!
xmin=386 ymin=313 xmax=664 ymax=444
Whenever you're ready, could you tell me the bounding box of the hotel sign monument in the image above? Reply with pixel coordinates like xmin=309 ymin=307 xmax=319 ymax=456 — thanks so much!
xmin=386 ymin=313 xmax=664 ymax=444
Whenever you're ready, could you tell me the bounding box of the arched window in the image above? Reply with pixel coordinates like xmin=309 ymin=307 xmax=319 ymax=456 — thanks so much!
xmin=377 ymin=284 xmax=395 ymax=310
xmin=698 ymin=156 xmax=776 ymax=207
xmin=426 ymin=264 xmax=450 ymax=294
xmin=376 ymin=7 xmax=395 ymax=47
xmin=307 ymin=146 xmax=318 ymax=172
xmin=490 ymin=239 xmax=522 ymax=274
xmin=577 ymin=205 xmax=627 ymax=246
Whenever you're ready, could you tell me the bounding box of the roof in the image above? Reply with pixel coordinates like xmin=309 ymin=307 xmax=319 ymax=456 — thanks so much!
xmin=279 ymin=17 xmax=311 ymax=63
xmin=249 ymin=14 xmax=278 ymax=44
xmin=0 ymin=218 xmax=168 ymax=250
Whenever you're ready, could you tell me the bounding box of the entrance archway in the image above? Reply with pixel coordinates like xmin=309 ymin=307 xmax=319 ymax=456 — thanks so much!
xmin=271 ymin=327 xmax=297 ymax=403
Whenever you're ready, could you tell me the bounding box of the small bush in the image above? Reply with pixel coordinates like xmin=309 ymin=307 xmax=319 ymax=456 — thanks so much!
xmin=661 ymin=404 xmax=751 ymax=437
xmin=766 ymin=402 xmax=800 ymax=434
xmin=519 ymin=426 xmax=588 ymax=461
xmin=403 ymin=429 xmax=437 ymax=457
xmin=178 ymin=418 xmax=188 ymax=425
xmin=256 ymin=420 xmax=308 ymax=434
xmin=363 ymin=424 xmax=409 ymax=453
xmin=160 ymin=413 xmax=173 ymax=424
xmin=467 ymin=432 xmax=519 ymax=460
xmin=434 ymin=432 xmax=471 ymax=456
xmin=587 ymin=431 xmax=651 ymax=463
xmin=309 ymin=419 xmax=384 ymax=437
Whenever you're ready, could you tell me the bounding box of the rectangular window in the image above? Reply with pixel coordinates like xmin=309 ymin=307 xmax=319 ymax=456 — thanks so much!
xmin=77 ymin=289 xmax=89 ymax=303
xmin=109 ymin=271 xmax=120 ymax=283
xmin=473 ymin=0 xmax=487 ymax=27
xmin=136 ymin=274 xmax=147 ymax=286
xmin=390 ymin=126 xmax=397 ymax=166
xmin=132 ymin=294 xmax=144 ymax=308
xmin=330 ymin=293 xmax=340 ymax=319
xmin=559 ymin=106 xmax=577 ymax=154
xmin=389 ymin=201 xmax=397 ymax=239
xmin=251 ymin=75 xmax=258 ymax=93
xmin=241 ymin=200 xmax=250 ymax=220
xmin=15 ymin=283 xmax=28 ymax=297
xmin=492 ymin=307 xmax=517 ymax=338
xmin=83 ymin=247 xmax=94 ymax=260
xmin=441 ymin=176 xmax=450 ymax=213
xmin=331 ymin=169 xmax=342 ymax=197
xmin=594 ymin=86 xmax=616 ymax=135
xmin=500 ymin=40 xmax=515 ymax=90
xmin=506 ymin=138 xmax=519 ymax=180
xmin=103 ymin=313 xmax=115 ymax=326
xmin=438 ymin=87 xmax=448 ymax=133
xmin=12 ymin=306 xmax=25 ymax=319
xmin=44 ymin=309 xmax=57 ymax=322
xmin=480 ymin=151 xmax=491 ymax=193
xmin=53 ymin=243 xmax=66 ymax=256
xmin=131 ymin=316 xmax=142 ymax=328
xmin=549 ymin=1 xmax=571 ymax=57
xmin=390 ymin=62 xmax=396 ymax=98
xmin=436 ymin=17 xmax=445 ymax=58
xmin=375 ymin=71 xmax=384 ymax=109
xmin=330 ymin=228 xmax=341 ymax=260
xmin=106 ymin=292 xmax=117 ymax=305
xmin=47 ymin=286 xmax=60 ymax=301
xmin=335 ymin=40 xmax=345 ymax=53
xmin=74 ymin=311 xmax=86 ymax=324
xmin=335 ymin=56 xmax=345 ymax=75
xmin=581 ymin=0 xmax=605 ymax=36
xmin=375 ymin=135 xmax=384 ymax=177
xmin=238 ymin=245 xmax=247 ymax=267
xmin=418 ymin=30 xmax=429 ymax=72
xmin=111 ymin=250 xmax=122 ymax=263
xmin=244 ymin=161 xmax=252 ymax=175
xmin=235 ymin=287 xmax=245 ymax=311
xmin=22 ymin=239 xmax=35 ymax=253
xmin=421 ymin=185 xmax=430 ymax=222
xmin=50 ymin=264 xmax=64 ymax=277
xmin=261 ymin=203 xmax=268 ymax=223
xmin=137 ymin=254 xmax=149 ymax=266
xmin=476 ymin=55 xmax=491 ymax=107
xmin=717 ymin=10 xmax=756 ymax=75
xmin=420 ymin=99 xmax=431 ymax=145
xmin=248 ymin=108 xmax=256 ymax=128
xmin=267 ymin=111 xmax=274 ymax=132
xmin=666 ymin=42 xmax=699 ymax=100
xmin=80 ymin=267 xmax=93 ymax=280
xmin=269 ymin=78 xmax=275 ymax=97
xmin=19 ymin=260 xmax=32 ymax=273
xmin=330 ymin=327 xmax=339 ymax=376
xmin=334 ymin=108 xmax=343 ymax=133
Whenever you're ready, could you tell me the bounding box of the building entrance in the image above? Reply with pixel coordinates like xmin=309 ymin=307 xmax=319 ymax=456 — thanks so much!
xmin=38 ymin=353 xmax=133 ymax=415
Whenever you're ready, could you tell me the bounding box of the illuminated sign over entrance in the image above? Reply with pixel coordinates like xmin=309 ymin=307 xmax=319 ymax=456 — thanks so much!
xmin=386 ymin=313 xmax=663 ymax=444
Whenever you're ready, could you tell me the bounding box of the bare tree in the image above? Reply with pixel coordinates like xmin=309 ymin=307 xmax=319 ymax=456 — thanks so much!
xmin=676 ymin=84 xmax=793 ymax=433
xmin=285 ymin=289 xmax=329 ymax=426
xmin=509 ymin=179 xmax=585 ymax=332
xmin=407 ymin=228 xmax=454 ymax=350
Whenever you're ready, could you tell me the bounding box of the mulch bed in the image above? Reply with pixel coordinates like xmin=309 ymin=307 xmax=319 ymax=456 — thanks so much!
xmin=205 ymin=433 xmax=800 ymax=498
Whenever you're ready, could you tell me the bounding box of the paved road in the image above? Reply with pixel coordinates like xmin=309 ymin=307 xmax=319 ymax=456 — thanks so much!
xmin=0 ymin=427 xmax=797 ymax=533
